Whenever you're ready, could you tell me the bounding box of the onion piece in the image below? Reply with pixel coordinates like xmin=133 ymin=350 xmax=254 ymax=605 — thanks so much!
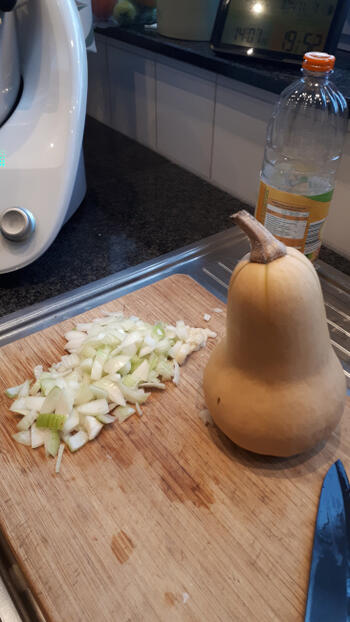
xmin=33 ymin=365 xmax=43 ymax=379
xmin=96 ymin=413 xmax=116 ymax=424
xmin=30 ymin=380 xmax=41 ymax=395
xmin=156 ymin=359 xmax=173 ymax=381
xmin=119 ymin=384 xmax=149 ymax=404
xmin=74 ymin=385 xmax=94 ymax=406
xmin=39 ymin=387 xmax=62 ymax=414
xmin=25 ymin=396 xmax=46 ymax=411
xmin=18 ymin=380 xmax=31 ymax=398
xmin=77 ymin=399 xmax=109 ymax=417
xmin=84 ymin=416 xmax=103 ymax=440
xmin=55 ymin=443 xmax=65 ymax=473
xmin=36 ymin=413 xmax=67 ymax=431
xmin=31 ymin=424 xmax=48 ymax=449
xmin=173 ymin=361 xmax=180 ymax=385
xmin=93 ymin=378 xmax=125 ymax=406
xmin=140 ymin=382 xmax=166 ymax=390
xmin=128 ymin=360 xmax=149 ymax=385
xmin=66 ymin=430 xmax=89 ymax=452
xmin=114 ymin=406 xmax=135 ymax=423
xmin=104 ymin=355 xmax=130 ymax=375
xmin=17 ymin=411 xmax=38 ymax=432
xmin=80 ymin=357 xmax=93 ymax=372
xmin=91 ymin=347 xmax=111 ymax=381
xmin=62 ymin=410 xmax=80 ymax=434
xmin=90 ymin=384 xmax=108 ymax=399
xmin=55 ymin=388 xmax=73 ymax=416
xmin=45 ymin=430 xmax=60 ymax=457
xmin=9 ymin=398 xmax=28 ymax=414
xmin=13 ymin=431 xmax=31 ymax=446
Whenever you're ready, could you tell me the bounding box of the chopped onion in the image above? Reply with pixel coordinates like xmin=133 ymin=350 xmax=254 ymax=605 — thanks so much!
xmin=17 ymin=411 xmax=38 ymax=431
xmin=94 ymin=378 xmax=125 ymax=406
xmin=33 ymin=365 xmax=43 ymax=379
xmin=74 ymin=385 xmax=94 ymax=406
xmin=173 ymin=361 xmax=180 ymax=385
xmin=156 ymin=358 xmax=173 ymax=380
xmin=45 ymin=430 xmax=60 ymax=457
xmin=62 ymin=409 xmax=80 ymax=434
xmin=12 ymin=431 xmax=31 ymax=446
xmin=127 ymin=360 xmax=150 ymax=385
xmin=55 ymin=443 xmax=65 ymax=473
xmin=140 ymin=382 xmax=166 ymax=390
xmin=18 ymin=380 xmax=31 ymax=398
xmin=25 ymin=396 xmax=46 ymax=411
xmin=30 ymin=380 xmax=41 ymax=395
xmin=104 ymin=355 xmax=130 ymax=375
xmin=39 ymin=387 xmax=62 ymax=414
xmin=90 ymin=384 xmax=108 ymax=399
xmin=96 ymin=413 xmax=116 ymax=424
xmin=31 ymin=424 xmax=48 ymax=449
xmin=66 ymin=430 xmax=88 ymax=452
xmin=91 ymin=347 xmax=111 ymax=381
xmin=9 ymin=398 xmax=28 ymax=415
xmin=5 ymin=311 xmax=216 ymax=467
xmin=55 ymin=388 xmax=74 ymax=416
xmin=114 ymin=405 xmax=135 ymax=423
xmin=80 ymin=357 xmax=93 ymax=373
xmin=84 ymin=416 xmax=103 ymax=440
xmin=119 ymin=384 xmax=149 ymax=404
xmin=36 ymin=413 xmax=67 ymax=431
xmin=77 ymin=398 xmax=109 ymax=417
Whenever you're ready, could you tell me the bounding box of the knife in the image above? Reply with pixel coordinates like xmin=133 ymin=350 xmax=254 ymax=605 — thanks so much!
xmin=305 ymin=460 xmax=350 ymax=622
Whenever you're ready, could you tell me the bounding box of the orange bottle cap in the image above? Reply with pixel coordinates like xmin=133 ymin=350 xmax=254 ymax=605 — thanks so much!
xmin=302 ymin=51 xmax=335 ymax=72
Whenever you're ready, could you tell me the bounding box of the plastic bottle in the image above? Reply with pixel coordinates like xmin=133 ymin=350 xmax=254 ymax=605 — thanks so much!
xmin=255 ymin=51 xmax=348 ymax=261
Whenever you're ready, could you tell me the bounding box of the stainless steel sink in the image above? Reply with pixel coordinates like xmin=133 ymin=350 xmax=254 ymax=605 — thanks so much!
xmin=0 ymin=226 xmax=349 ymax=620
xmin=1 ymin=227 xmax=349 ymax=384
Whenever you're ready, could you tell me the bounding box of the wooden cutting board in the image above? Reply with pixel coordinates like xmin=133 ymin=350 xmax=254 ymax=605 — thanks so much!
xmin=0 ymin=274 xmax=349 ymax=622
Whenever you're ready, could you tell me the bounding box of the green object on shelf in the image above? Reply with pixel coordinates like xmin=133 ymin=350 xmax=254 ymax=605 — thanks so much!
xmin=113 ymin=0 xmax=137 ymax=25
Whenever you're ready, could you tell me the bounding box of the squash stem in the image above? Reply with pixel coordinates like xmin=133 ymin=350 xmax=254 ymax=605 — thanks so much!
xmin=231 ymin=210 xmax=286 ymax=264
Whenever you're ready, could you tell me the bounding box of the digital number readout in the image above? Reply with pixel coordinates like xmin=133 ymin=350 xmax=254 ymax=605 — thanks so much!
xmin=231 ymin=26 xmax=324 ymax=53
xmin=221 ymin=0 xmax=337 ymax=55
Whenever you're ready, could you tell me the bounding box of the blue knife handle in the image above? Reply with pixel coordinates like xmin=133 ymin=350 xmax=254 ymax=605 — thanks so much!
xmin=305 ymin=460 xmax=350 ymax=622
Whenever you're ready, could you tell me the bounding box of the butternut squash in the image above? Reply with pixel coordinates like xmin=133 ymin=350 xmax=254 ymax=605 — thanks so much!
xmin=203 ymin=210 xmax=346 ymax=457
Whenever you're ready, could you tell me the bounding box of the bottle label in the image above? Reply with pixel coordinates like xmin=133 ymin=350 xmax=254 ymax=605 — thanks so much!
xmin=255 ymin=182 xmax=333 ymax=262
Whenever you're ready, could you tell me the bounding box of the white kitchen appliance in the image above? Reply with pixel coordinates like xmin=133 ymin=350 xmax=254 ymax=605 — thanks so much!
xmin=0 ymin=0 xmax=87 ymax=273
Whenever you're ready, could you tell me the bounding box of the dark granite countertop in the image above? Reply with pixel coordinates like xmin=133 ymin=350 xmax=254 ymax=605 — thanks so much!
xmin=96 ymin=24 xmax=350 ymax=108
xmin=0 ymin=116 xmax=348 ymax=318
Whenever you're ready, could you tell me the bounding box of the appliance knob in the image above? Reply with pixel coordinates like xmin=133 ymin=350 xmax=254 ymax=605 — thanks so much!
xmin=0 ymin=208 xmax=36 ymax=241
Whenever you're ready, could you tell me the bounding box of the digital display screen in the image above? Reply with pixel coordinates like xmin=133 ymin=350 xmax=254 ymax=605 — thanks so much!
xmin=221 ymin=0 xmax=338 ymax=56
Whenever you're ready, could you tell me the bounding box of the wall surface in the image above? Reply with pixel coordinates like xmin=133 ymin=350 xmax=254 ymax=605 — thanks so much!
xmin=88 ymin=34 xmax=350 ymax=259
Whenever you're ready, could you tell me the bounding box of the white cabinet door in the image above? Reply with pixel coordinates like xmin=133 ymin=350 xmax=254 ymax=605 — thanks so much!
xmin=87 ymin=36 xmax=111 ymax=126
xmin=156 ymin=59 xmax=216 ymax=178
xmin=211 ymin=77 xmax=276 ymax=207
xmin=107 ymin=45 xmax=156 ymax=149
